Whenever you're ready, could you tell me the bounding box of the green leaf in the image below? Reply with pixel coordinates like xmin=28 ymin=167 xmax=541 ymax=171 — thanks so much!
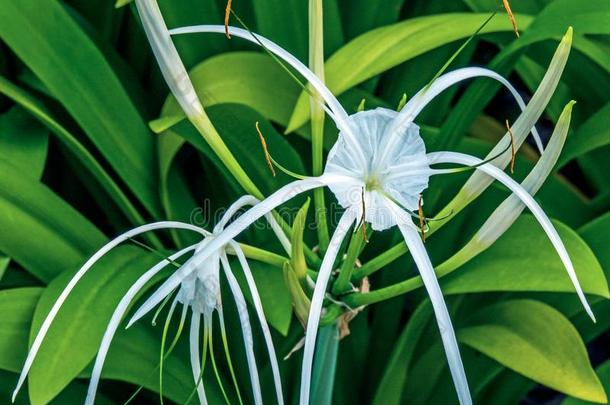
xmin=287 ymin=12 xmax=533 ymax=131
xmin=564 ymin=360 xmax=610 ymax=405
xmin=28 ymin=246 xmax=159 ymax=404
xmin=0 ymin=107 xmax=48 ymax=180
xmin=0 ymin=160 xmax=106 ymax=282
xmin=0 ymin=287 xmax=42 ymax=372
xmin=560 ymin=103 xmax=610 ymax=167
xmin=0 ymin=254 xmax=9 ymax=281
xmin=0 ymin=0 xmax=160 ymax=216
xmin=311 ymin=325 xmax=340 ymax=405
xmin=441 ymin=215 xmax=609 ymax=297
xmin=458 ymin=299 xmax=606 ymax=403
xmin=290 ymin=198 xmax=311 ymax=281
xmin=252 ymin=0 xmax=308 ymax=61
xmin=0 ymin=76 xmax=148 ymax=228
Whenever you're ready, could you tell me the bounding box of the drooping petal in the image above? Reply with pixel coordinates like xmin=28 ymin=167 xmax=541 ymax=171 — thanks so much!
xmin=389 ymin=201 xmax=472 ymax=405
xmin=230 ymin=241 xmax=284 ymax=405
xmin=436 ymin=101 xmax=575 ymax=275
xmin=387 ymin=67 xmax=543 ymax=156
xmin=220 ymin=253 xmax=262 ymax=405
xmin=427 ymin=150 xmax=595 ymax=321
xmin=432 ymin=28 xmax=573 ymax=224
xmin=85 ymin=245 xmax=198 ymax=405
xmin=127 ymin=176 xmax=347 ymax=326
xmin=12 ymin=221 xmax=207 ymax=401
xmin=300 ymin=207 xmax=358 ymax=405
xmin=134 ymin=0 xmax=204 ymax=119
xmin=169 ymin=25 xmax=366 ymax=164
xmin=189 ymin=312 xmax=208 ymax=405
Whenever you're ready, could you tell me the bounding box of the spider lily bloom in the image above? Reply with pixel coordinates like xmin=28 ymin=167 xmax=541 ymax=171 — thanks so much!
xmin=13 ymin=196 xmax=287 ymax=405
xmin=126 ymin=8 xmax=591 ymax=403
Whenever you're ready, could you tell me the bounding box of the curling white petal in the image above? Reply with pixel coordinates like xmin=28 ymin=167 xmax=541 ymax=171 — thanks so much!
xmin=215 ymin=195 xmax=291 ymax=254
xmin=437 ymin=101 xmax=575 ymax=273
xmin=85 ymin=244 xmax=198 ymax=405
xmin=391 ymin=67 xmax=543 ymax=154
xmin=127 ymin=176 xmax=346 ymax=326
xmin=300 ymin=207 xmax=358 ymax=405
xmin=220 ymin=253 xmax=262 ymax=405
xmin=12 ymin=221 xmax=206 ymax=401
xmin=434 ymin=28 xmax=572 ymax=221
xmin=428 ymin=150 xmax=594 ymax=322
xmin=134 ymin=0 xmax=204 ymax=119
xmin=169 ymin=25 xmax=367 ymax=164
xmin=190 ymin=312 xmax=208 ymax=405
xmin=389 ymin=201 xmax=472 ymax=405
xmin=230 ymin=242 xmax=284 ymax=405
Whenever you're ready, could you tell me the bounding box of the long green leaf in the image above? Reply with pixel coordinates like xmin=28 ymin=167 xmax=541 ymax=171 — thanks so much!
xmin=458 ymin=299 xmax=606 ymax=402
xmin=0 ymin=0 xmax=160 ymax=216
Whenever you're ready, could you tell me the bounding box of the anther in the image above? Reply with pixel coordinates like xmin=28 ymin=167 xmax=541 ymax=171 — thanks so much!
xmin=418 ymin=194 xmax=426 ymax=242
xmin=503 ymin=0 xmax=520 ymax=38
xmin=224 ymin=0 xmax=232 ymax=38
xmin=505 ymin=119 xmax=517 ymax=174
xmin=256 ymin=121 xmax=276 ymax=177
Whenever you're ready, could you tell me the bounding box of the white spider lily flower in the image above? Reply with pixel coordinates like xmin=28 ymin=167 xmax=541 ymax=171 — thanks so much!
xmin=13 ymin=196 xmax=286 ymax=405
xmin=152 ymin=22 xmax=592 ymax=404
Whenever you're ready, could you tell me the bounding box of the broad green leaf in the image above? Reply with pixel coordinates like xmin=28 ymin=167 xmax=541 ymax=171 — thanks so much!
xmin=161 ymin=52 xmax=301 ymax=126
xmin=0 ymin=287 xmax=42 ymax=373
xmin=287 ymin=12 xmax=533 ymax=131
xmin=28 ymin=246 xmax=158 ymax=404
xmin=342 ymin=0 xmax=405 ymax=39
xmin=0 ymin=76 xmax=148 ymax=227
xmin=441 ymin=215 xmax=609 ymax=297
xmin=579 ymin=213 xmax=610 ymax=280
xmin=0 ymin=160 xmax=106 ymax=282
xmin=0 ymin=254 xmax=9 ymax=280
xmin=564 ymin=360 xmax=610 ymax=405
xmin=0 ymin=107 xmax=48 ymax=180
xmin=459 ymin=299 xmax=606 ymax=403
xmin=560 ymin=103 xmax=610 ymax=167
xmin=252 ymin=0 xmax=308 ymax=61
xmin=0 ymin=0 xmax=160 ymax=216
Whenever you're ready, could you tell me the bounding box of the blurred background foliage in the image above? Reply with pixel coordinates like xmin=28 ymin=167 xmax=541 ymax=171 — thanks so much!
xmin=0 ymin=0 xmax=609 ymax=403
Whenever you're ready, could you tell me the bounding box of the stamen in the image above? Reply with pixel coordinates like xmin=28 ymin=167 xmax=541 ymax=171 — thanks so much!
xmin=224 ymin=0 xmax=232 ymax=38
xmin=358 ymin=188 xmax=369 ymax=243
xmin=151 ymin=290 xmax=177 ymax=326
xmin=128 ymin=238 xmax=182 ymax=269
xmin=505 ymin=119 xmax=517 ymax=174
xmin=503 ymin=0 xmax=520 ymax=38
xmin=255 ymin=121 xmax=276 ymax=177
xmin=418 ymin=194 xmax=426 ymax=242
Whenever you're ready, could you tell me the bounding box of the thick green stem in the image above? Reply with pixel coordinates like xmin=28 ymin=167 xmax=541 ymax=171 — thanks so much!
xmin=309 ymin=0 xmax=330 ymax=252
xmin=332 ymin=226 xmax=367 ymax=295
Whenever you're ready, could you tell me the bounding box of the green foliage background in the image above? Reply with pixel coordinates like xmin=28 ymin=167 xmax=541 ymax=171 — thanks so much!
xmin=0 ymin=0 xmax=609 ymax=403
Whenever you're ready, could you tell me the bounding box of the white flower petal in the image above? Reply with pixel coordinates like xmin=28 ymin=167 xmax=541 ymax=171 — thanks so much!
xmin=220 ymin=253 xmax=262 ymax=405
xmin=12 ymin=221 xmax=207 ymax=401
xmin=300 ymin=207 xmax=358 ymax=405
xmin=190 ymin=312 xmax=208 ymax=404
xmin=230 ymin=242 xmax=284 ymax=405
xmin=134 ymin=0 xmax=204 ymax=119
xmin=427 ymin=150 xmax=594 ymax=322
xmin=86 ymin=244 xmax=198 ymax=405
xmin=391 ymin=203 xmax=472 ymax=405
xmin=126 ymin=176 xmax=341 ymax=327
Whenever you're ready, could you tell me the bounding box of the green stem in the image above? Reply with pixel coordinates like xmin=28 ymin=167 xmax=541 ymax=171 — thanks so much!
xmin=332 ymin=226 xmax=367 ymax=295
xmin=309 ymin=0 xmax=330 ymax=252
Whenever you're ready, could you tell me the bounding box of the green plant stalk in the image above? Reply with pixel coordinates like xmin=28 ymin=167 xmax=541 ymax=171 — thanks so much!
xmin=309 ymin=0 xmax=330 ymax=253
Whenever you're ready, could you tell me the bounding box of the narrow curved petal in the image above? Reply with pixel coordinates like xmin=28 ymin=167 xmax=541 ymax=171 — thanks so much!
xmin=134 ymin=0 xmax=204 ymax=119
xmin=215 ymin=195 xmax=291 ymax=254
xmin=169 ymin=25 xmax=367 ymax=164
xmin=428 ymin=150 xmax=595 ymax=321
xmin=127 ymin=175 xmax=347 ymax=326
xmin=432 ymin=28 xmax=573 ymax=223
xmin=437 ymin=101 xmax=575 ymax=274
xmin=12 ymin=221 xmax=206 ymax=401
xmin=300 ymin=207 xmax=358 ymax=405
xmin=391 ymin=67 xmax=543 ymax=153
xmin=230 ymin=242 xmax=284 ymax=405
xmin=389 ymin=201 xmax=472 ymax=405
xmin=84 ymin=245 xmax=198 ymax=405
xmin=190 ymin=312 xmax=208 ymax=405
xmin=220 ymin=253 xmax=262 ymax=405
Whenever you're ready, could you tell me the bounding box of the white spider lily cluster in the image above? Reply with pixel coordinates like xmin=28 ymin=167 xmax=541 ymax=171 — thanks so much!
xmin=13 ymin=1 xmax=594 ymax=405
xmin=13 ymin=196 xmax=286 ymax=405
